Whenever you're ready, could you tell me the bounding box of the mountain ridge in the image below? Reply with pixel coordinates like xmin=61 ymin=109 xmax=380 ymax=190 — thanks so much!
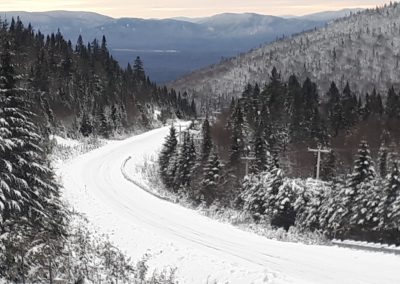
xmin=0 ymin=9 xmax=359 ymax=83
xmin=169 ymin=3 xmax=399 ymax=99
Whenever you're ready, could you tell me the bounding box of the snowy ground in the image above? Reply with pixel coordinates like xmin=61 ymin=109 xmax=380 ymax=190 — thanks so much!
xmin=58 ymin=124 xmax=400 ymax=284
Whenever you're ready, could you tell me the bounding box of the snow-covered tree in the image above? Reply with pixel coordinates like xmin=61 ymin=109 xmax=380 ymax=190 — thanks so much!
xmin=377 ymin=163 xmax=400 ymax=231
xmin=328 ymin=141 xmax=376 ymax=236
xmin=158 ymin=125 xmax=178 ymax=188
xmin=174 ymin=132 xmax=196 ymax=190
xmin=200 ymin=152 xmax=222 ymax=205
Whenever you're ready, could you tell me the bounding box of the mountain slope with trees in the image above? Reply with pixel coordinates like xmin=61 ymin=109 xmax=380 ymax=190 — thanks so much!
xmin=170 ymin=2 xmax=400 ymax=101
xmin=158 ymin=69 xmax=400 ymax=244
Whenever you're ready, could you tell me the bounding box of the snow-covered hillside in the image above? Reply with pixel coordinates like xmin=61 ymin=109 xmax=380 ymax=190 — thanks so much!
xmin=170 ymin=2 xmax=400 ymax=98
xmin=59 ymin=125 xmax=400 ymax=284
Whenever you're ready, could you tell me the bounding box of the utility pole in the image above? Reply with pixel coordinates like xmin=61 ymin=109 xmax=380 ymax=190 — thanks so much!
xmin=308 ymin=147 xmax=331 ymax=180
xmin=241 ymin=146 xmax=256 ymax=176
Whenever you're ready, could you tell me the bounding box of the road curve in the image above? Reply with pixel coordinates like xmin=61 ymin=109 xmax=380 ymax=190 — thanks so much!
xmin=60 ymin=125 xmax=400 ymax=284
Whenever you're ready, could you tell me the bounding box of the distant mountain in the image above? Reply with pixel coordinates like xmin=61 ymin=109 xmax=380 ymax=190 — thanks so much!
xmin=297 ymin=8 xmax=363 ymax=21
xmin=169 ymin=3 xmax=399 ymax=99
xmin=1 ymin=9 xmax=359 ymax=83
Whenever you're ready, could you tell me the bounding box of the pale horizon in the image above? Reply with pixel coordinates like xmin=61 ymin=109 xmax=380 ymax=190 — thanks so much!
xmin=0 ymin=0 xmax=390 ymax=19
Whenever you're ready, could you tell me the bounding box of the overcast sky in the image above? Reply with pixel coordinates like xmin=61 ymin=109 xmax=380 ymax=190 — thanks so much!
xmin=0 ymin=0 xmax=389 ymax=18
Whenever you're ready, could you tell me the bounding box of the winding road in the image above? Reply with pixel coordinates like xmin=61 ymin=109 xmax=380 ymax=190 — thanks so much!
xmin=60 ymin=124 xmax=400 ymax=284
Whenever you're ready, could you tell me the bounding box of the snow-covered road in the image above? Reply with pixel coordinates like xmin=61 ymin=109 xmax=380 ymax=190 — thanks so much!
xmin=60 ymin=124 xmax=400 ymax=284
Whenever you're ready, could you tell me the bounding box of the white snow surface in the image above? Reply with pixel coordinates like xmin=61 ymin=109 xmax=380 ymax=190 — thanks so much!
xmin=59 ymin=124 xmax=400 ymax=284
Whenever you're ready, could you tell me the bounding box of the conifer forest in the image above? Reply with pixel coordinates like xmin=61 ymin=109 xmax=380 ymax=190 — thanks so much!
xmin=1 ymin=2 xmax=400 ymax=284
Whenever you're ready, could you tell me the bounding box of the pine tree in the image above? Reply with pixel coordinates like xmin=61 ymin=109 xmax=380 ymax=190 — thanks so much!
xmin=200 ymin=152 xmax=222 ymax=205
xmin=158 ymin=125 xmax=178 ymax=188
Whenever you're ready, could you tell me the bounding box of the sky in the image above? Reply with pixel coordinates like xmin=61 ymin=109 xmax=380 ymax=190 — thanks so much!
xmin=0 ymin=0 xmax=389 ymax=18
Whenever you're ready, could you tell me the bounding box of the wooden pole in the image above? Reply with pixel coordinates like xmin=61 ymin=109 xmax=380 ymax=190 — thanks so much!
xmin=308 ymin=147 xmax=331 ymax=180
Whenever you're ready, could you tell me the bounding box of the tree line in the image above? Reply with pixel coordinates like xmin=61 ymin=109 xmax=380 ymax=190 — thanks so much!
xmin=0 ymin=16 xmax=196 ymax=139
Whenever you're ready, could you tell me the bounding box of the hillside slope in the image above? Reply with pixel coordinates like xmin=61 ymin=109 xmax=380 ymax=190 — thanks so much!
xmin=1 ymin=10 xmax=352 ymax=83
xmin=170 ymin=3 xmax=400 ymax=98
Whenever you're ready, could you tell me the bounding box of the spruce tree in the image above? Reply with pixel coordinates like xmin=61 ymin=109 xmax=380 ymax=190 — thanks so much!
xmin=331 ymin=141 xmax=376 ymax=235
xmin=174 ymin=132 xmax=196 ymax=190
xmin=200 ymin=152 xmax=222 ymax=205
xmin=158 ymin=125 xmax=178 ymax=188
xmin=377 ymin=163 xmax=400 ymax=231
xmin=0 ymin=39 xmax=66 ymax=247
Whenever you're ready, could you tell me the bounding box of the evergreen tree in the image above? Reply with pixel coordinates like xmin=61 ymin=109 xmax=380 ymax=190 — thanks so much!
xmin=0 ymin=40 xmax=66 ymax=274
xmin=98 ymin=108 xmax=112 ymax=138
xmin=80 ymin=112 xmax=93 ymax=137
xmin=158 ymin=125 xmax=178 ymax=188
xmin=378 ymin=146 xmax=389 ymax=178
xmin=342 ymin=82 xmax=359 ymax=129
xmin=133 ymin=56 xmax=145 ymax=81
xmin=377 ymin=163 xmax=400 ymax=231
xmin=253 ymin=124 xmax=270 ymax=173
xmin=200 ymin=118 xmax=212 ymax=163
xmin=330 ymin=141 xmax=376 ymax=236
xmin=200 ymin=152 xmax=222 ymax=205
xmin=174 ymin=132 xmax=196 ymax=190
xmin=326 ymin=81 xmax=344 ymax=136
xmin=229 ymin=104 xmax=244 ymax=167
